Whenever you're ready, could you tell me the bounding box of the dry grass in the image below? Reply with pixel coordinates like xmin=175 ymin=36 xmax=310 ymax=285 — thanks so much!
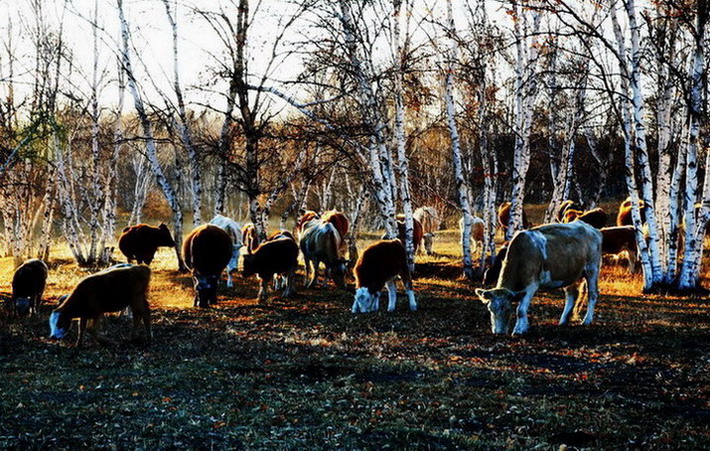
xmin=0 ymin=224 xmax=708 ymax=449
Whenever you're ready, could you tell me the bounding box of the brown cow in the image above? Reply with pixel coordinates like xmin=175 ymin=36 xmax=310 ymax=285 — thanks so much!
xmin=322 ymin=210 xmax=349 ymax=239
xmin=616 ymin=197 xmax=648 ymax=226
xmin=242 ymin=223 xmax=260 ymax=253
xmin=183 ymin=225 xmax=233 ymax=308
xmin=389 ymin=214 xmax=424 ymax=253
xmin=12 ymin=259 xmax=48 ymax=316
xmin=118 ymin=223 xmax=175 ymax=265
xmin=458 ymin=215 xmax=485 ymax=254
xmin=556 ymin=200 xmax=583 ymax=222
xmin=563 ymin=208 xmax=608 ymax=229
xmin=242 ymin=237 xmax=299 ymax=303
xmin=601 ymin=226 xmax=638 ymax=272
xmin=294 ymin=210 xmax=320 ymax=239
xmin=49 ymin=265 xmax=152 ymax=346
xmin=353 ymin=240 xmax=416 ymax=313
xmin=498 ymin=202 xmax=531 ymax=230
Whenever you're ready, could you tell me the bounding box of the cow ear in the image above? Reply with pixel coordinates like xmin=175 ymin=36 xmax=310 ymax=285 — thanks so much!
xmin=475 ymin=288 xmax=492 ymax=303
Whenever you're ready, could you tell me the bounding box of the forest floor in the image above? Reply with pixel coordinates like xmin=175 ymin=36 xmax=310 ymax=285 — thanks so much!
xmin=0 ymin=222 xmax=708 ymax=449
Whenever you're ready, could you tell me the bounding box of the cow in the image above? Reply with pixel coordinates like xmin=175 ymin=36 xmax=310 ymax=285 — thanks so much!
xmin=556 ymin=200 xmax=583 ymax=222
xmin=322 ymin=210 xmax=349 ymax=240
xmin=294 ymin=210 xmax=320 ymax=240
xmin=242 ymin=237 xmax=299 ymax=303
xmin=617 ymin=197 xmax=648 ymax=226
xmin=209 ymin=215 xmax=243 ymax=287
xmin=601 ymin=226 xmax=638 ymax=273
xmin=11 ymin=259 xmax=48 ymax=316
xmin=183 ymin=225 xmax=233 ymax=308
xmin=352 ymin=240 xmax=416 ymax=313
xmin=498 ymin=202 xmax=531 ymax=230
xmin=242 ymin=223 xmax=260 ymax=253
xmin=475 ymin=221 xmax=602 ymax=335
xmin=387 ymin=214 xmax=424 ymax=254
xmin=300 ymin=219 xmax=347 ymax=289
xmin=563 ymin=208 xmax=608 ymax=229
xmin=48 ymin=265 xmax=152 ymax=347
xmin=458 ymin=215 xmax=485 ymax=254
xmin=118 ymin=223 xmax=175 ymax=265
xmin=483 ymin=244 xmax=508 ymax=286
xmin=414 ymin=207 xmax=441 ymax=255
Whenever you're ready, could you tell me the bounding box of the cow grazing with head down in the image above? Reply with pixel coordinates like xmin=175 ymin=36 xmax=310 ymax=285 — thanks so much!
xmin=118 ymin=223 xmax=175 ymax=265
xmin=562 ymin=208 xmax=608 ymax=229
xmin=209 ymin=215 xmax=243 ymax=287
xmin=242 ymin=223 xmax=260 ymax=253
xmin=475 ymin=222 xmax=602 ymax=335
xmin=300 ymin=218 xmax=347 ymax=289
xmin=414 ymin=207 xmax=441 ymax=255
xmin=183 ymin=225 xmax=233 ymax=308
xmin=498 ymin=202 xmax=531 ymax=230
xmin=601 ymin=226 xmax=638 ymax=272
xmin=242 ymin=236 xmax=299 ymax=303
xmin=556 ymin=200 xmax=583 ymax=222
xmin=617 ymin=197 xmax=648 ymax=226
xmin=458 ymin=215 xmax=485 ymax=255
xmin=12 ymin=259 xmax=48 ymax=316
xmin=49 ymin=265 xmax=152 ymax=346
xmin=353 ymin=240 xmax=416 ymax=313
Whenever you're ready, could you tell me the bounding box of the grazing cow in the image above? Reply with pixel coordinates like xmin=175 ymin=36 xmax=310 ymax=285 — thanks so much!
xmin=242 ymin=237 xmax=299 ymax=303
xmin=300 ymin=220 xmax=347 ymax=288
xmin=556 ymin=200 xmax=583 ymax=222
xmin=209 ymin=215 xmax=243 ymax=287
xmin=414 ymin=207 xmax=441 ymax=255
xmin=498 ymin=202 xmax=531 ymax=230
xmin=483 ymin=244 xmax=509 ymax=286
xmin=458 ymin=215 xmax=485 ymax=254
xmin=294 ymin=210 xmax=320 ymax=239
xmin=12 ymin=259 xmax=48 ymax=316
xmin=118 ymin=223 xmax=175 ymax=265
xmin=388 ymin=214 xmax=424 ymax=254
xmin=352 ymin=240 xmax=416 ymax=313
xmin=617 ymin=197 xmax=648 ymax=226
xmin=49 ymin=265 xmax=152 ymax=346
xmin=601 ymin=226 xmax=638 ymax=272
xmin=183 ymin=225 xmax=233 ymax=308
xmin=475 ymin=222 xmax=602 ymax=335
xmin=563 ymin=208 xmax=608 ymax=229
xmin=242 ymin=223 xmax=260 ymax=253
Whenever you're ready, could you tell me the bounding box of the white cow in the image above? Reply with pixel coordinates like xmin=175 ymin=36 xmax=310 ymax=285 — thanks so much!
xmin=209 ymin=215 xmax=243 ymax=287
xmin=414 ymin=206 xmax=441 ymax=255
xmin=458 ymin=215 xmax=484 ymax=254
xmin=475 ymin=221 xmax=602 ymax=335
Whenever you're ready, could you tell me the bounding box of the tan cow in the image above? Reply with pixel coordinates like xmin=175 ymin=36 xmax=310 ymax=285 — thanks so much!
xmin=475 ymin=222 xmax=602 ymax=335
xmin=413 ymin=207 xmax=441 ymax=255
xmin=601 ymin=226 xmax=638 ymax=272
xmin=458 ymin=215 xmax=484 ymax=254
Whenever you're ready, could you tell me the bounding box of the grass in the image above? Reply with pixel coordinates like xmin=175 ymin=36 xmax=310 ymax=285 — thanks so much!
xmin=0 ymin=224 xmax=708 ymax=449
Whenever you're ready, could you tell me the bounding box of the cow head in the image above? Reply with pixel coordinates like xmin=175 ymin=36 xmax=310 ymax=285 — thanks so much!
xmin=475 ymin=288 xmax=524 ymax=334
xmin=157 ymin=223 xmax=176 ymax=247
xmin=352 ymin=287 xmax=378 ymax=313
xmin=241 ymin=253 xmax=256 ymax=277
xmin=49 ymin=310 xmax=70 ymax=339
xmin=14 ymin=296 xmax=31 ymax=316
xmin=193 ymin=272 xmax=220 ymax=308
xmin=329 ymin=259 xmax=348 ymax=288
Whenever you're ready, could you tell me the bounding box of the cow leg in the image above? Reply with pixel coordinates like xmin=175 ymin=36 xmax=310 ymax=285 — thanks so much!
xmin=627 ymin=249 xmax=638 ymax=274
xmin=560 ymin=283 xmax=581 ymax=325
xmin=312 ymin=260 xmax=321 ymax=287
xmin=582 ymin=266 xmax=600 ymax=325
xmin=386 ymin=280 xmax=398 ymax=312
xmin=258 ymin=277 xmax=269 ymax=303
xmin=512 ymin=290 xmax=535 ymax=335
xmin=89 ymin=315 xmax=117 ymax=346
xmin=373 ymin=291 xmax=381 ymax=312
xmin=403 ymin=278 xmax=417 ymax=311
xmin=226 ymin=270 xmax=233 ymax=288
xmin=304 ymin=258 xmax=312 ymax=288
xmin=76 ymin=317 xmax=88 ymax=347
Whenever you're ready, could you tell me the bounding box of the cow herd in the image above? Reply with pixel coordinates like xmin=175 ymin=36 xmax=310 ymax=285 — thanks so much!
xmin=6 ymin=199 xmax=650 ymax=345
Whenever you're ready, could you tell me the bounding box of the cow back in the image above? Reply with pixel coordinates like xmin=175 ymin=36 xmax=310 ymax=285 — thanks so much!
xmin=210 ymin=215 xmax=243 ymax=247
xmin=322 ymin=211 xmax=349 ymax=238
xmin=300 ymin=221 xmax=343 ymax=262
xmin=498 ymin=202 xmax=530 ymax=229
xmin=183 ymin=225 xmax=233 ymax=276
xmin=251 ymin=237 xmax=299 ymax=276
xmin=12 ymin=259 xmax=48 ymax=298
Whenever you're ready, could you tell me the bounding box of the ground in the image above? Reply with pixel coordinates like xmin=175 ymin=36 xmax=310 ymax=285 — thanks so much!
xmin=0 ymin=223 xmax=708 ymax=449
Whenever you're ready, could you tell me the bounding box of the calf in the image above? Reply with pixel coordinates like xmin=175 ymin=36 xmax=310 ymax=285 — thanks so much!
xmin=300 ymin=220 xmax=347 ymax=289
xmin=12 ymin=259 xmax=48 ymax=316
xmin=242 ymin=223 xmax=260 ymax=253
xmin=183 ymin=225 xmax=233 ymax=308
xmin=617 ymin=197 xmax=647 ymax=226
xmin=242 ymin=237 xmax=299 ymax=303
xmin=209 ymin=215 xmax=243 ymax=287
xmin=118 ymin=223 xmax=175 ymax=265
xmin=458 ymin=215 xmax=485 ymax=254
xmin=414 ymin=206 xmax=441 ymax=255
xmin=498 ymin=202 xmax=531 ymax=230
xmin=49 ymin=265 xmax=152 ymax=346
xmin=353 ymin=240 xmax=416 ymax=313
xmin=563 ymin=208 xmax=608 ymax=229
xmin=475 ymin=221 xmax=602 ymax=335
xmin=601 ymin=226 xmax=638 ymax=273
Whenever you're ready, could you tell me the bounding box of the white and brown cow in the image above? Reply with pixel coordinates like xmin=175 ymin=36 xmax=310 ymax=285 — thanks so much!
xmin=458 ymin=215 xmax=485 ymax=255
xmin=475 ymin=221 xmax=602 ymax=335
xmin=300 ymin=218 xmax=347 ymax=289
xmin=414 ymin=207 xmax=441 ymax=255
xmin=49 ymin=265 xmax=152 ymax=347
xmin=12 ymin=259 xmax=48 ymax=316
xmin=352 ymin=240 xmax=416 ymax=313
xmin=209 ymin=215 xmax=243 ymax=287
xmin=601 ymin=226 xmax=638 ymax=273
